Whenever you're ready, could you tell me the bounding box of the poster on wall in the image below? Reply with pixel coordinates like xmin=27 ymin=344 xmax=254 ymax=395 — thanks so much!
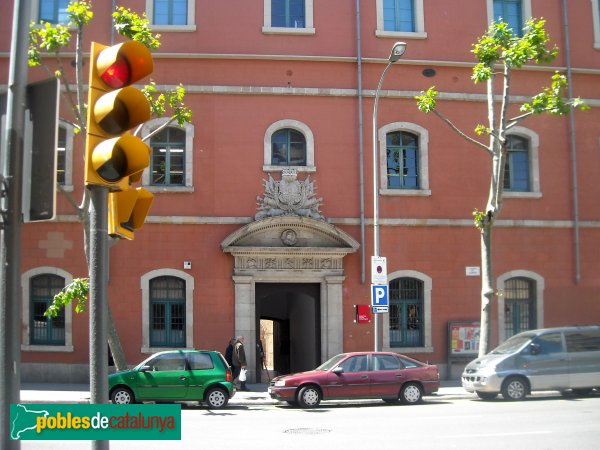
xmin=448 ymin=321 xmax=480 ymax=357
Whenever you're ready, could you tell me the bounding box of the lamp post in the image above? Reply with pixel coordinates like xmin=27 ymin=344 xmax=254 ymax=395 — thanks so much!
xmin=372 ymin=42 xmax=406 ymax=352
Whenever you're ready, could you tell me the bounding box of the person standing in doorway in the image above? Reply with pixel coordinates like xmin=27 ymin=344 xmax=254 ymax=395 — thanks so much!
xmin=232 ymin=335 xmax=249 ymax=391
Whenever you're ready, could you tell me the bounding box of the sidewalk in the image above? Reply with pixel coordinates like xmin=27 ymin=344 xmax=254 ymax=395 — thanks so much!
xmin=19 ymin=380 xmax=470 ymax=405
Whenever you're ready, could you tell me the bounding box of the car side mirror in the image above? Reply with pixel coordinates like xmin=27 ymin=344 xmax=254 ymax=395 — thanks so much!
xmin=139 ymin=365 xmax=151 ymax=372
xmin=332 ymin=366 xmax=344 ymax=375
xmin=529 ymin=343 xmax=541 ymax=355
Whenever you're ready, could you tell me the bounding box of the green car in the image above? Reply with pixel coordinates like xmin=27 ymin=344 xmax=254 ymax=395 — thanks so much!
xmin=108 ymin=349 xmax=235 ymax=408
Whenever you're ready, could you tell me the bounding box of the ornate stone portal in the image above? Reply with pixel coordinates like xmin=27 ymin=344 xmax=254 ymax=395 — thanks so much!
xmin=221 ymin=171 xmax=359 ymax=382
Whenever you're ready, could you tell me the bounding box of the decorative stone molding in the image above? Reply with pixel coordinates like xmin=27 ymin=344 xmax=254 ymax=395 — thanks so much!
xmin=256 ymin=168 xmax=324 ymax=220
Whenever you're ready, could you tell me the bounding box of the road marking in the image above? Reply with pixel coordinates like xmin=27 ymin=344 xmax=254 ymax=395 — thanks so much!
xmin=439 ymin=431 xmax=552 ymax=439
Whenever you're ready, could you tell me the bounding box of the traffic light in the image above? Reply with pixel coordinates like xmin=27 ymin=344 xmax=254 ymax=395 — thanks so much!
xmin=108 ymin=188 xmax=154 ymax=240
xmin=85 ymin=40 xmax=155 ymax=239
xmin=84 ymin=40 xmax=153 ymax=189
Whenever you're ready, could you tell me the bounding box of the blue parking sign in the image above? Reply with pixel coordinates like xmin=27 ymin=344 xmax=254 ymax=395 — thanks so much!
xmin=371 ymin=285 xmax=388 ymax=307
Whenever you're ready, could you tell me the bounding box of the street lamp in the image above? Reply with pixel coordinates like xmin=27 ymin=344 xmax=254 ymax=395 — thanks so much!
xmin=372 ymin=42 xmax=406 ymax=352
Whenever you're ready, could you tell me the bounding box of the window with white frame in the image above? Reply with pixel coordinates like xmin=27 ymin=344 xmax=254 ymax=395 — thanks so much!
xmin=37 ymin=0 xmax=70 ymax=24
xmin=497 ymin=270 xmax=544 ymax=343
xmin=146 ymin=0 xmax=196 ymax=31
xmin=21 ymin=267 xmax=74 ymax=352
xmin=379 ymin=122 xmax=430 ymax=196
xmin=140 ymin=118 xmax=194 ymax=192
xmin=141 ymin=269 xmax=194 ymax=353
xmin=264 ymin=119 xmax=315 ymax=172
xmin=263 ymin=0 xmax=315 ymax=35
xmin=383 ymin=270 xmax=433 ymax=353
xmin=487 ymin=0 xmax=531 ymax=36
xmin=57 ymin=120 xmax=75 ymax=191
xmin=502 ymin=127 xmax=541 ymax=198
xmin=592 ymin=0 xmax=600 ymax=49
xmin=376 ymin=0 xmax=426 ymax=39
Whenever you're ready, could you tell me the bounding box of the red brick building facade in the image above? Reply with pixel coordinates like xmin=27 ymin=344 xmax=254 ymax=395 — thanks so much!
xmin=2 ymin=0 xmax=599 ymax=382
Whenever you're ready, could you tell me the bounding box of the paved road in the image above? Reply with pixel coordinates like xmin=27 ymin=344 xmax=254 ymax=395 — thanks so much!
xmin=17 ymin=391 xmax=600 ymax=449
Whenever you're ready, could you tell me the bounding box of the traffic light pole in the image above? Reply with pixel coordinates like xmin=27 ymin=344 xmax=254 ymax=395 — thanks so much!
xmin=88 ymin=186 xmax=109 ymax=450
xmin=1 ymin=1 xmax=30 ymax=449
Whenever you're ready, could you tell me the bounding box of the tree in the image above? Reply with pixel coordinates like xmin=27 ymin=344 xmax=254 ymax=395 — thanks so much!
xmin=415 ymin=18 xmax=588 ymax=357
xmin=28 ymin=1 xmax=192 ymax=370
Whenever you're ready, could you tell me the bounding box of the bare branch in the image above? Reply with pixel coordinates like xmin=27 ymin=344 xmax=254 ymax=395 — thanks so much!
xmin=432 ymin=109 xmax=491 ymax=153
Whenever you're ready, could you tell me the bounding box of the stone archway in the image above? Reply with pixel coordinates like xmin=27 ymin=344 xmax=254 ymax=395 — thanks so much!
xmin=221 ymin=216 xmax=359 ymax=382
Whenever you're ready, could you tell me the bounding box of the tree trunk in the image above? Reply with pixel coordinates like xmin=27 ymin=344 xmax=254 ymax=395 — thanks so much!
xmin=478 ymin=221 xmax=494 ymax=357
xmin=107 ymin=306 xmax=128 ymax=371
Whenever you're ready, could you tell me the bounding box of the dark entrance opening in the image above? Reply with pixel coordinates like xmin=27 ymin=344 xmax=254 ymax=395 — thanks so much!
xmin=255 ymin=283 xmax=320 ymax=382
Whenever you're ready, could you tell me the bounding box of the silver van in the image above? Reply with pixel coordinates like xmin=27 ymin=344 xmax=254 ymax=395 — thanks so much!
xmin=462 ymin=326 xmax=600 ymax=400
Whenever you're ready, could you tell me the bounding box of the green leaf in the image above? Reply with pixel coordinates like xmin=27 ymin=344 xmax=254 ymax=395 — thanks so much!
xmin=44 ymin=278 xmax=89 ymax=318
xmin=113 ymin=7 xmax=161 ymax=49
xmin=415 ymin=87 xmax=438 ymax=113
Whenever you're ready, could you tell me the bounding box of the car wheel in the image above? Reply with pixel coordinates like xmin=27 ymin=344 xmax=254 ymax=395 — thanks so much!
xmin=400 ymin=382 xmax=423 ymax=404
xmin=501 ymin=377 xmax=527 ymax=401
xmin=205 ymin=387 xmax=229 ymax=409
xmin=111 ymin=387 xmax=135 ymax=404
xmin=297 ymin=385 xmax=321 ymax=408
xmin=476 ymin=391 xmax=498 ymax=400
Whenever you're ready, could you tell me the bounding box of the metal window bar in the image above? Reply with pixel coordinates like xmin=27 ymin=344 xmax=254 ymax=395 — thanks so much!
xmin=389 ymin=278 xmax=424 ymax=347
xmin=150 ymin=276 xmax=186 ymax=347
xmin=504 ymin=277 xmax=536 ymax=338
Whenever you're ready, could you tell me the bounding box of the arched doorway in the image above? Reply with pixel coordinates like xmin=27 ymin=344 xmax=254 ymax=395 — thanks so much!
xmin=221 ymin=216 xmax=358 ymax=382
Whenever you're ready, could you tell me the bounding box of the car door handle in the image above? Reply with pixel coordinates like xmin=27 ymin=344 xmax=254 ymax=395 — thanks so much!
xmin=179 ymin=376 xmax=187 ymax=381
xmin=395 ymin=374 xmax=404 ymax=378
xmin=361 ymin=375 xmax=369 ymax=379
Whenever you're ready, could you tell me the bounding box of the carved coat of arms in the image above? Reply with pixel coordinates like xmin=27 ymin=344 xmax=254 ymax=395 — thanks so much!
xmin=255 ymin=168 xmax=324 ymax=221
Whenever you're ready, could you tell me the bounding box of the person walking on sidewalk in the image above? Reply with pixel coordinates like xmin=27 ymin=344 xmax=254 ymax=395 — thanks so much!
xmin=232 ymin=335 xmax=249 ymax=391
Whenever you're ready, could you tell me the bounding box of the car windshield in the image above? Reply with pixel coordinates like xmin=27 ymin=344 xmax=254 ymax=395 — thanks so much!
xmin=490 ymin=334 xmax=534 ymax=354
xmin=315 ymin=354 xmax=348 ymax=371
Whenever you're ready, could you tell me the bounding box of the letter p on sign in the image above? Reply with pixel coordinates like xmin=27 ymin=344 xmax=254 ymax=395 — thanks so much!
xmin=371 ymin=285 xmax=389 ymax=307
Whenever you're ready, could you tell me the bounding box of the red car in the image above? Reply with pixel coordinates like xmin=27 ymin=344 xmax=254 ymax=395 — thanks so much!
xmin=268 ymin=351 xmax=439 ymax=408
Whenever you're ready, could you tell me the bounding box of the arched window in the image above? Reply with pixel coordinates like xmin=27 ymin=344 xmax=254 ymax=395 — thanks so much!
xmin=30 ymin=274 xmax=65 ymax=345
xmin=149 ymin=276 xmax=186 ymax=347
xmin=389 ymin=277 xmax=424 ymax=347
xmin=150 ymin=127 xmax=186 ymax=186
xmin=504 ymin=277 xmax=536 ymax=338
xmin=271 ymin=128 xmax=306 ymax=166
xmin=386 ymin=131 xmax=419 ymax=189
xmin=504 ymin=135 xmax=530 ymax=192
xmin=264 ymin=119 xmax=315 ymax=172
xmin=379 ymin=122 xmax=430 ymax=196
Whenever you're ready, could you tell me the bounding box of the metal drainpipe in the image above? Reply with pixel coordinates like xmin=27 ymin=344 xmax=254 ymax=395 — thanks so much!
xmin=562 ymin=0 xmax=581 ymax=283
xmin=356 ymin=0 xmax=366 ymax=284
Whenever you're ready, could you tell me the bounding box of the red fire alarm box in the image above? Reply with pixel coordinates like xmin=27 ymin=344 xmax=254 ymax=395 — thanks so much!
xmin=356 ymin=305 xmax=371 ymax=323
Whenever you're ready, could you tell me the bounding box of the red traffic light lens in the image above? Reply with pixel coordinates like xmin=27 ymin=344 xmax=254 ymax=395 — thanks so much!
xmin=101 ymin=56 xmax=131 ymax=89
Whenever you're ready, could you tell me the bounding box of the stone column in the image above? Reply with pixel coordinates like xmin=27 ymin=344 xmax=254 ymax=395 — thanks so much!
xmin=233 ymin=275 xmax=256 ymax=382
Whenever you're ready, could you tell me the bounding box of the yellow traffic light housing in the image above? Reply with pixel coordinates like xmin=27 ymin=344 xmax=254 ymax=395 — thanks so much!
xmin=108 ymin=188 xmax=154 ymax=240
xmin=85 ymin=41 xmax=154 ymax=188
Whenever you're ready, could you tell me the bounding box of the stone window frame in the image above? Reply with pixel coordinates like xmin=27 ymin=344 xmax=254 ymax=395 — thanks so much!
xmin=486 ymin=0 xmax=532 ymax=29
xmin=263 ymin=0 xmax=315 ymax=35
xmin=375 ymin=0 xmax=427 ymax=39
xmin=592 ymin=0 xmax=600 ymax=49
xmin=503 ymin=126 xmax=541 ymax=199
xmin=140 ymin=118 xmax=195 ymax=193
xmin=57 ymin=119 xmax=75 ymax=192
xmin=263 ymin=119 xmax=315 ymax=173
xmin=141 ymin=268 xmax=195 ymax=354
xmin=379 ymin=122 xmax=431 ymax=197
xmin=21 ymin=266 xmax=74 ymax=352
xmin=497 ymin=270 xmax=544 ymax=343
xmin=145 ymin=0 xmax=197 ymax=32
xmin=383 ymin=270 xmax=433 ymax=353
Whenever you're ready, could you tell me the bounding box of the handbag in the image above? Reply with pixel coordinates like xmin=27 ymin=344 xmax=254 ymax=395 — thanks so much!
xmin=239 ymin=368 xmax=247 ymax=382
